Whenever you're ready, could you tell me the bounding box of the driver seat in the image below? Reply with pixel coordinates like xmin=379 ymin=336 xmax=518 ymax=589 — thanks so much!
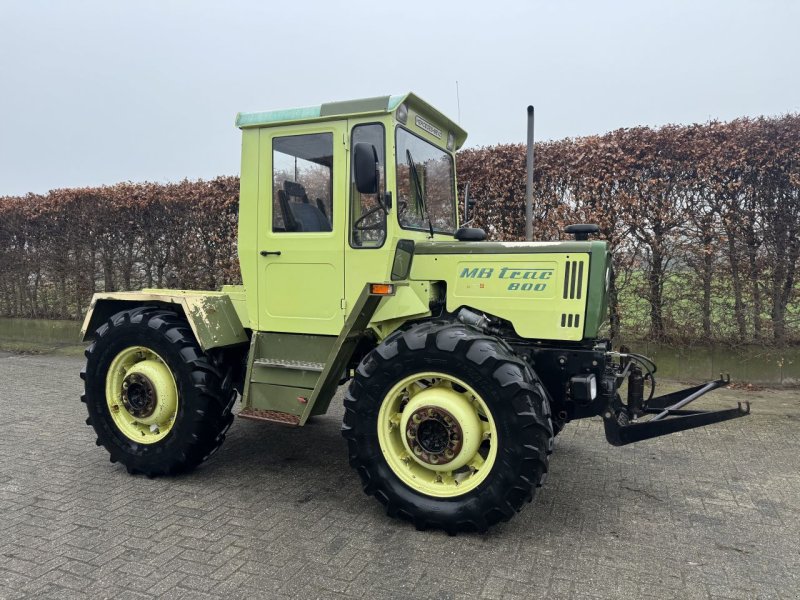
xmin=281 ymin=181 xmax=332 ymax=232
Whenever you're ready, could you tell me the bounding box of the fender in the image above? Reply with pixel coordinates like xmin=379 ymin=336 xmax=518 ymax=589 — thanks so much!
xmin=81 ymin=288 xmax=249 ymax=351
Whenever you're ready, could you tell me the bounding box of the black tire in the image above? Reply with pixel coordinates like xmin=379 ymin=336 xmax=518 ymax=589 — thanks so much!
xmin=81 ymin=307 xmax=235 ymax=476
xmin=342 ymin=321 xmax=554 ymax=534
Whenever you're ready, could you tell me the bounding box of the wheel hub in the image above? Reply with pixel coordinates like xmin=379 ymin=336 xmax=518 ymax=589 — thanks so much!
xmin=105 ymin=346 xmax=179 ymax=442
xmin=378 ymin=371 xmax=498 ymax=497
xmin=122 ymin=373 xmax=157 ymax=418
xmin=405 ymin=407 xmax=463 ymax=465
xmin=399 ymin=384 xmax=483 ymax=473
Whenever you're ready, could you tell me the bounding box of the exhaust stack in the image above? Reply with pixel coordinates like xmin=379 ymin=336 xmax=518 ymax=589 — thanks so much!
xmin=525 ymin=105 xmax=534 ymax=241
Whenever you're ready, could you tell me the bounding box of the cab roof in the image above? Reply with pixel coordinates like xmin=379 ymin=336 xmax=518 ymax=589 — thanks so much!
xmin=235 ymin=92 xmax=468 ymax=150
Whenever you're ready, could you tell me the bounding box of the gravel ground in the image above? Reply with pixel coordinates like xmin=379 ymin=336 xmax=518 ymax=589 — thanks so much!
xmin=1 ymin=352 xmax=798 ymax=599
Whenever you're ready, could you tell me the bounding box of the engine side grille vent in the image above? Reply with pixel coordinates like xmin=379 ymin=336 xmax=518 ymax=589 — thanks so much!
xmin=560 ymin=313 xmax=581 ymax=328
xmin=562 ymin=260 xmax=585 ymax=300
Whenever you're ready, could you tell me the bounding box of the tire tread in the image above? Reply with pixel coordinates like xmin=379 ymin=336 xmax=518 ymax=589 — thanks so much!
xmin=82 ymin=307 xmax=235 ymax=477
xmin=342 ymin=320 xmax=553 ymax=534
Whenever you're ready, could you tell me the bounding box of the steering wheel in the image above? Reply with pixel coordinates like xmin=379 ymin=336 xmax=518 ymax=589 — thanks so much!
xmin=353 ymin=204 xmax=385 ymax=231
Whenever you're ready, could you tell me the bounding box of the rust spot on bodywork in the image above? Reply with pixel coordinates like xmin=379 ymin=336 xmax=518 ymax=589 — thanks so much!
xmin=238 ymin=408 xmax=300 ymax=426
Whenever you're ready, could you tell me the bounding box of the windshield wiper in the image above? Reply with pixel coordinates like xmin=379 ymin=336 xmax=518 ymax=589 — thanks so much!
xmin=406 ymin=149 xmax=434 ymax=238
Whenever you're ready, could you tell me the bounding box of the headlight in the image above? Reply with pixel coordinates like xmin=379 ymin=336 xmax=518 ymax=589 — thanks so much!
xmin=570 ymin=374 xmax=597 ymax=403
xmin=396 ymin=103 xmax=408 ymax=125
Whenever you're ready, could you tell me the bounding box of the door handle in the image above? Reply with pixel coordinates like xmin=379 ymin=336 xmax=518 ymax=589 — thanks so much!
xmin=260 ymin=250 xmax=281 ymax=256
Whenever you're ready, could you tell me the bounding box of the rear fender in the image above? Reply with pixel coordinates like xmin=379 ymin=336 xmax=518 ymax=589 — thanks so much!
xmin=81 ymin=290 xmax=249 ymax=351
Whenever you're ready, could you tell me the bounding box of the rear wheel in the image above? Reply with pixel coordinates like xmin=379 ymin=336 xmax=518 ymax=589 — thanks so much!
xmin=81 ymin=307 xmax=235 ymax=476
xmin=342 ymin=321 xmax=553 ymax=533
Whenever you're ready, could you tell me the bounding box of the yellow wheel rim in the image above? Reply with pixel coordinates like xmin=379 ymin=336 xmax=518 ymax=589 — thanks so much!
xmin=377 ymin=371 xmax=498 ymax=498
xmin=105 ymin=346 xmax=179 ymax=444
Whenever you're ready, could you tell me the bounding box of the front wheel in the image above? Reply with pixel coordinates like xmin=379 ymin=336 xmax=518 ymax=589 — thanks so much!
xmin=342 ymin=322 xmax=553 ymax=534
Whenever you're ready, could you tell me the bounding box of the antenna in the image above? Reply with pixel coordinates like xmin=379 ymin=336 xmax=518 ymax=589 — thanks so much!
xmin=455 ymin=81 xmax=461 ymax=123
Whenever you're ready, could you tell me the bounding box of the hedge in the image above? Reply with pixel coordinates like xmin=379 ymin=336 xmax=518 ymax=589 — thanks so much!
xmin=1 ymin=114 xmax=798 ymax=345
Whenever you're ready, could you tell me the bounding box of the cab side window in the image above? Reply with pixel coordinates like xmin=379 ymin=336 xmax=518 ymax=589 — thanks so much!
xmin=350 ymin=124 xmax=386 ymax=248
xmin=272 ymin=133 xmax=333 ymax=233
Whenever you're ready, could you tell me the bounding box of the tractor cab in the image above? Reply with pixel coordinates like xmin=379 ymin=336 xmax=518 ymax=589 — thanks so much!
xmin=235 ymin=94 xmax=465 ymax=336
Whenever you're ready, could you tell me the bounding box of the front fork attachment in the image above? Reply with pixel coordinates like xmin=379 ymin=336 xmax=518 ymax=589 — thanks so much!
xmin=602 ymin=373 xmax=750 ymax=446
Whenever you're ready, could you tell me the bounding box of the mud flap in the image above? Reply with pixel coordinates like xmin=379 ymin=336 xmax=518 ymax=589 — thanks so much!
xmin=602 ymin=377 xmax=750 ymax=446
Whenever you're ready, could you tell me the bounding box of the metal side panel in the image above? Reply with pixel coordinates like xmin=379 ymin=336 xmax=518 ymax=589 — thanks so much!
xmin=410 ymin=250 xmax=592 ymax=341
xmin=250 ymin=332 xmax=336 ymax=390
xmin=241 ymin=333 xmax=259 ymax=411
xmin=242 ymin=331 xmax=336 ymax=420
xmin=245 ymin=383 xmax=314 ymax=418
xmin=300 ymin=285 xmax=383 ymax=424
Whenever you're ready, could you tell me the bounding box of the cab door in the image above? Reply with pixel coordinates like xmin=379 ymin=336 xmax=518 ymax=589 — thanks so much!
xmin=344 ymin=121 xmax=391 ymax=309
xmin=257 ymin=122 xmax=346 ymax=335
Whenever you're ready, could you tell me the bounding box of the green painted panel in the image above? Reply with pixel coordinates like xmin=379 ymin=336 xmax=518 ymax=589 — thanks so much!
xmin=237 ymin=129 xmax=260 ymax=327
xmin=414 ymin=240 xmax=606 ymax=255
xmin=410 ymin=252 xmax=591 ymax=341
xmin=255 ymin=332 xmax=336 ymax=363
xmin=234 ymin=92 xmax=468 ymax=149
xmin=220 ymin=284 xmax=250 ymax=329
xmin=412 ymin=240 xmax=609 ymax=341
xmin=256 ymin=121 xmax=347 ymax=335
xmin=242 ymin=331 xmax=336 ymax=413
xmin=370 ymin=284 xmax=429 ymax=323
xmin=247 ymin=382 xmax=309 ymax=416
xmin=81 ymin=290 xmax=248 ymax=351
xmin=320 ymin=96 xmax=391 ymax=116
xmin=250 ymin=364 xmax=321 ymax=388
xmin=302 ymin=286 xmax=382 ymax=423
xmin=236 ymin=105 xmax=321 ymax=128
xmin=583 ymin=245 xmax=610 ymax=339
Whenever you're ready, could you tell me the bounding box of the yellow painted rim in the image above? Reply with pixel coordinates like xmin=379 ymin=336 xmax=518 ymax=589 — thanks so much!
xmin=377 ymin=371 xmax=498 ymax=498
xmin=105 ymin=346 xmax=179 ymax=444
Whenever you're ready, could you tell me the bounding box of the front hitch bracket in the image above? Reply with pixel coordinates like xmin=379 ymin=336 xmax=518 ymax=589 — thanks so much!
xmin=602 ymin=375 xmax=750 ymax=446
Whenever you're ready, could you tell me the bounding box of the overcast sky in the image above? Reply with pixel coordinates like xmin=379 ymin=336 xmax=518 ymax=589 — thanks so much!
xmin=1 ymin=0 xmax=797 ymax=196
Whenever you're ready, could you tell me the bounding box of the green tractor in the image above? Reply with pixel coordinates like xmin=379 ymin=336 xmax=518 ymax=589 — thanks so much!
xmin=80 ymin=93 xmax=749 ymax=533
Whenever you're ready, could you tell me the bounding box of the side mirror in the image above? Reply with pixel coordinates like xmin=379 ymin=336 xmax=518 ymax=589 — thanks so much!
xmin=462 ymin=182 xmax=478 ymax=224
xmin=353 ymin=143 xmax=379 ymax=194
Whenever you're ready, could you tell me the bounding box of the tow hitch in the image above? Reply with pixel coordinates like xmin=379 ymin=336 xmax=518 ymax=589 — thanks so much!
xmin=601 ymin=351 xmax=750 ymax=446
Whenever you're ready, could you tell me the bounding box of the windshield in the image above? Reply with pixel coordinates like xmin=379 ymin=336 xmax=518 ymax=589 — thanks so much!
xmin=395 ymin=127 xmax=456 ymax=234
